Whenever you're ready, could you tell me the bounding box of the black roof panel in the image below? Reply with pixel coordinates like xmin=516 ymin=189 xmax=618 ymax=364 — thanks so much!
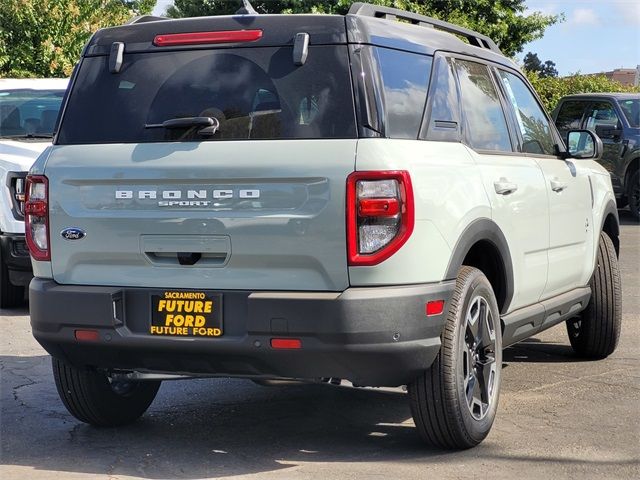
xmin=84 ymin=15 xmax=348 ymax=56
xmin=83 ymin=7 xmax=518 ymax=72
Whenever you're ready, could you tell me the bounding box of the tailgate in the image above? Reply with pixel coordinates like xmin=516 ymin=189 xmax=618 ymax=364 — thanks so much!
xmin=45 ymin=140 xmax=356 ymax=291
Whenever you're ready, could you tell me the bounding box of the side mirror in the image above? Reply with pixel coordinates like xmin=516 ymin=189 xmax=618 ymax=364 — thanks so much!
xmin=565 ymin=130 xmax=603 ymax=160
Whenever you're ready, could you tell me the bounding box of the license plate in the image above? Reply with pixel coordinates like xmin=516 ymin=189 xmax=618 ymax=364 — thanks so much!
xmin=150 ymin=291 xmax=223 ymax=337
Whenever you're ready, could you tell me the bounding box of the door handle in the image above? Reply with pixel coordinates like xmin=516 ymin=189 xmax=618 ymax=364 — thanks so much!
xmin=494 ymin=178 xmax=518 ymax=195
xmin=550 ymin=179 xmax=568 ymax=192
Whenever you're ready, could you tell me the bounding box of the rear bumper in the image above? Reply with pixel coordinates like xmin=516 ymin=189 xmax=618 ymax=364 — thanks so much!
xmin=30 ymin=278 xmax=454 ymax=387
xmin=0 ymin=233 xmax=32 ymax=287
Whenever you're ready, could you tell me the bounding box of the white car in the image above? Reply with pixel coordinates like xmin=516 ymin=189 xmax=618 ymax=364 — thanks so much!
xmin=0 ymin=78 xmax=68 ymax=307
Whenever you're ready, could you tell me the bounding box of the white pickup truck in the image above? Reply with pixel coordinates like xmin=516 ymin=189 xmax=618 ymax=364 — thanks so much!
xmin=0 ymin=78 xmax=68 ymax=307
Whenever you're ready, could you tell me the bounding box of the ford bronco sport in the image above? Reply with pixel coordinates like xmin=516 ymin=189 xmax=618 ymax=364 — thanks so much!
xmin=28 ymin=3 xmax=621 ymax=449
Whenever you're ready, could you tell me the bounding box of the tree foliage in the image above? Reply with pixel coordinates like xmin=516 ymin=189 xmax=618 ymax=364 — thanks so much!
xmin=166 ymin=0 xmax=561 ymax=57
xmin=523 ymin=52 xmax=557 ymax=78
xmin=0 ymin=1 xmax=156 ymax=78
xmin=526 ymin=71 xmax=640 ymax=113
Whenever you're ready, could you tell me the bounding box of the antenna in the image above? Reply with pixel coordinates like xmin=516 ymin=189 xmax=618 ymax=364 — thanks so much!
xmin=236 ymin=0 xmax=258 ymax=15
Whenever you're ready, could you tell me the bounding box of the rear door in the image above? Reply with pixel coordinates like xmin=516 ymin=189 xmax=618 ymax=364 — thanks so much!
xmin=453 ymin=57 xmax=549 ymax=312
xmin=47 ymin=44 xmax=358 ymax=292
xmin=496 ymin=69 xmax=593 ymax=299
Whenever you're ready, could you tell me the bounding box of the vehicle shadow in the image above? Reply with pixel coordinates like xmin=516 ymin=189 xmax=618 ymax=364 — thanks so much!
xmin=503 ymin=337 xmax=588 ymax=364
xmin=3 ymin=352 xmax=634 ymax=479
xmin=0 ymin=305 xmax=29 ymax=317
xmin=0 ymin=353 xmax=451 ymax=479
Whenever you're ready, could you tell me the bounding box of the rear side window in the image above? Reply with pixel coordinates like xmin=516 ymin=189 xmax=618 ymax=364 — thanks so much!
xmin=555 ymin=101 xmax=587 ymax=134
xmin=455 ymin=60 xmax=512 ymax=152
xmin=57 ymin=46 xmax=356 ymax=144
xmin=373 ymin=47 xmax=432 ymax=139
xmin=498 ymin=70 xmax=555 ymax=156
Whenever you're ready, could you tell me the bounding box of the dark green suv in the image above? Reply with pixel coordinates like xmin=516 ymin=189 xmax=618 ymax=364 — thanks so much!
xmin=553 ymin=93 xmax=640 ymax=219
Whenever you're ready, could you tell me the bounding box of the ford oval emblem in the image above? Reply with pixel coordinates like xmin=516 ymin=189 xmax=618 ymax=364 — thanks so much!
xmin=61 ymin=227 xmax=86 ymax=241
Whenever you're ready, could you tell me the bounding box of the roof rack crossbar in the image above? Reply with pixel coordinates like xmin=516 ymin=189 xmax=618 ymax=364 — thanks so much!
xmin=348 ymin=2 xmax=502 ymax=54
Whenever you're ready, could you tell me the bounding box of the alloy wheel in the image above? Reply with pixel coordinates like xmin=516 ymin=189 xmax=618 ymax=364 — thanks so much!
xmin=462 ymin=296 xmax=498 ymax=421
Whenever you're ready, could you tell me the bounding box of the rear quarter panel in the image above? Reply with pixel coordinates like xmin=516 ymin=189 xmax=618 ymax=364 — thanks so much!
xmin=350 ymin=139 xmax=490 ymax=286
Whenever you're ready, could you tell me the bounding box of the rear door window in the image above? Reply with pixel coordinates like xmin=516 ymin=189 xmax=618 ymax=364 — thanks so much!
xmin=455 ymin=60 xmax=512 ymax=152
xmin=57 ymin=46 xmax=356 ymax=144
xmin=584 ymin=102 xmax=620 ymax=130
xmin=423 ymin=56 xmax=461 ymax=142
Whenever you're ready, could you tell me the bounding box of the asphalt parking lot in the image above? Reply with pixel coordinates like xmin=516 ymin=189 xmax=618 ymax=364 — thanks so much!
xmin=1 ymin=211 xmax=638 ymax=480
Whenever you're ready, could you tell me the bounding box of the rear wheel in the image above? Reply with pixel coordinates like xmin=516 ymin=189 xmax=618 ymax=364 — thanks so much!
xmin=409 ymin=266 xmax=502 ymax=449
xmin=566 ymin=231 xmax=621 ymax=358
xmin=52 ymin=357 xmax=161 ymax=426
xmin=0 ymin=247 xmax=24 ymax=309
xmin=627 ymin=170 xmax=639 ymax=220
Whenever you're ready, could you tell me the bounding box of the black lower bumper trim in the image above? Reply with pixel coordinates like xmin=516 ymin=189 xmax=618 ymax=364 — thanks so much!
xmin=30 ymin=278 xmax=455 ymax=387
xmin=1 ymin=233 xmax=32 ymax=287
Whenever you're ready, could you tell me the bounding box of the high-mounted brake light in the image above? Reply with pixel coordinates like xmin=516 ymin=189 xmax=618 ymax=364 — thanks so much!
xmin=153 ymin=30 xmax=263 ymax=47
xmin=347 ymin=171 xmax=414 ymax=266
xmin=25 ymin=175 xmax=50 ymax=261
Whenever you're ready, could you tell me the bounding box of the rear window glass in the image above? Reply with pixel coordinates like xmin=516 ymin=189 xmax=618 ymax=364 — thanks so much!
xmin=57 ymin=46 xmax=356 ymax=144
xmin=372 ymin=47 xmax=432 ymax=139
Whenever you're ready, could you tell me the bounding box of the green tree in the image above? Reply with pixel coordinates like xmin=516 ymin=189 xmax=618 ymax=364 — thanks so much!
xmin=526 ymin=71 xmax=640 ymax=113
xmin=0 ymin=0 xmax=156 ymax=78
xmin=523 ymin=52 xmax=557 ymax=78
xmin=166 ymin=0 xmax=561 ymax=57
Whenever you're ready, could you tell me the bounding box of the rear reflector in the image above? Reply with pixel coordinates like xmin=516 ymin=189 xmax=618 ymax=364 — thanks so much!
xmin=75 ymin=330 xmax=100 ymax=342
xmin=426 ymin=300 xmax=445 ymax=316
xmin=153 ymin=30 xmax=263 ymax=47
xmin=270 ymin=338 xmax=302 ymax=349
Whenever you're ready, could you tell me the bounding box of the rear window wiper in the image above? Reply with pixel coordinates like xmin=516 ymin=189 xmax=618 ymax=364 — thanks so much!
xmin=1 ymin=134 xmax=53 ymax=139
xmin=145 ymin=116 xmax=220 ymax=135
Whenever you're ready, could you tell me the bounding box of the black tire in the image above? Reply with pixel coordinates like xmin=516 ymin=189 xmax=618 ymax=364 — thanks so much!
xmin=52 ymin=357 xmax=161 ymax=427
xmin=628 ymin=169 xmax=639 ymax=220
xmin=0 ymin=247 xmax=24 ymax=309
xmin=408 ymin=266 xmax=502 ymax=449
xmin=566 ymin=231 xmax=621 ymax=359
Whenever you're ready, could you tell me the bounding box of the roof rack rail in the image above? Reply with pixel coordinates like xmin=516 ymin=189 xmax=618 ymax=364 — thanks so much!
xmin=348 ymin=2 xmax=502 ymax=54
xmin=127 ymin=15 xmax=168 ymax=24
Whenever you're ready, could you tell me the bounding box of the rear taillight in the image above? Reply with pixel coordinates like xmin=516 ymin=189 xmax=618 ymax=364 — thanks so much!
xmin=347 ymin=171 xmax=414 ymax=266
xmin=25 ymin=175 xmax=50 ymax=261
xmin=7 ymin=172 xmax=27 ymax=220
